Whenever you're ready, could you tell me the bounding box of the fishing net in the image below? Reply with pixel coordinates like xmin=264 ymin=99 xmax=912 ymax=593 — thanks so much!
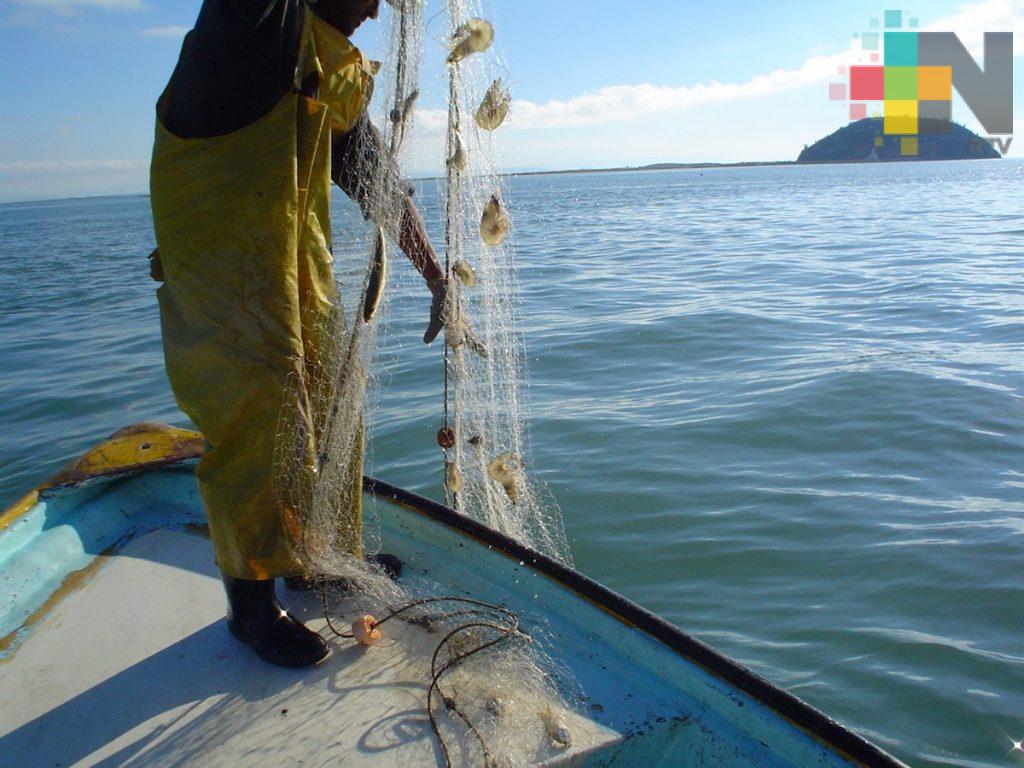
xmin=437 ymin=3 xmax=569 ymax=563
xmin=271 ymin=1 xmax=580 ymax=765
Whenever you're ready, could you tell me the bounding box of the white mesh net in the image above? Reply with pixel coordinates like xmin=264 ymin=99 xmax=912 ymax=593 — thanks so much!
xmin=436 ymin=0 xmax=569 ymax=563
xmin=272 ymin=2 xmax=579 ymax=764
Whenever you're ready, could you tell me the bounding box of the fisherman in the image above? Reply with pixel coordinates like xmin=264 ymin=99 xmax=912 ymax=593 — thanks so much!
xmin=149 ymin=0 xmax=445 ymax=667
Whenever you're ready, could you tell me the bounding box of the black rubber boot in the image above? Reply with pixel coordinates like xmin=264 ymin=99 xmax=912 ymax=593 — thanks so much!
xmin=283 ymin=553 xmax=403 ymax=592
xmin=223 ymin=575 xmax=330 ymax=668
xmin=370 ymin=553 xmax=403 ymax=580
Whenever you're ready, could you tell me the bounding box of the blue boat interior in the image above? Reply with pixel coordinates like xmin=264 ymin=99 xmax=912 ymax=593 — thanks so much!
xmin=0 ymin=432 xmax=905 ymax=768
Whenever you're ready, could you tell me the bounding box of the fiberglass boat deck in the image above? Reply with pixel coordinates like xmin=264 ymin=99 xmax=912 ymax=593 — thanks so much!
xmin=0 ymin=424 xmax=908 ymax=767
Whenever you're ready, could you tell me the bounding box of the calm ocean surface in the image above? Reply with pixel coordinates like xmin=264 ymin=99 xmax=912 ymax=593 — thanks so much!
xmin=1 ymin=160 xmax=1022 ymax=767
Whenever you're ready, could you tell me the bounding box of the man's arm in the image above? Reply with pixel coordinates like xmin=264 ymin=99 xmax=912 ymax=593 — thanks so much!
xmin=396 ymin=197 xmax=444 ymax=282
xmin=332 ymin=114 xmax=442 ymax=280
xmin=333 ymin=113 xmax=447 ymax=341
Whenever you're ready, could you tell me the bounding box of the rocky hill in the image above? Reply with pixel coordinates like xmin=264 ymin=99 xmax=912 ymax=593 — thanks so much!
xmin=798 ymin=118 xmax=999 ymax=163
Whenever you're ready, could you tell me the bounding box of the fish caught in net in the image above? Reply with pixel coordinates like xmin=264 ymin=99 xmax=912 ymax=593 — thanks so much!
xmin=272 ymin=1 xmax=578 ymax=764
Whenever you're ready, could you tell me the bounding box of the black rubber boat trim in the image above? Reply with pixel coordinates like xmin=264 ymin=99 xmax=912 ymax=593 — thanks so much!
xmin=363 ymin=475 xmax=907 ymax=768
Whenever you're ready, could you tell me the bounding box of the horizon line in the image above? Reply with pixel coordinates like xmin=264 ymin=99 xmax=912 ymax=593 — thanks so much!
xmin=1 ymin=154 xmax=1014 ymax=205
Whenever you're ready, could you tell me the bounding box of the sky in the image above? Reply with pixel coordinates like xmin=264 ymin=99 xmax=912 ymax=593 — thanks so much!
xmin=0 ymin=0 xmax=1021 ymax=201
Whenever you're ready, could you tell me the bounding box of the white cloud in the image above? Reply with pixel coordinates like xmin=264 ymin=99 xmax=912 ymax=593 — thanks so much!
xmin=924 ymin=0 xmax=1024 ymax=56
xmin=12 ymin=0 xmax=145 ymax=9
xmin=509 ymin=51 xmax=850 ymax=130
xmin=415 ymin=109 xmax=448 ymax=133
xmin=410 ymin=45 xmax=852 ymax=133
xmin=407 ymin=51 xmax=853 ymax=134
xmin=141 ymin=25 xmax=188 ymax=38
xmin=0 ymin=159 xmax=132 ymax=174
xmin=497 ymin=0 xmax=1023 ymax=131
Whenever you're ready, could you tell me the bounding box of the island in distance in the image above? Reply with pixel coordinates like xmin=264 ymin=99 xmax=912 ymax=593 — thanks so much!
xmin=798 ymin=117 xmax=1001 ymax=163
xmin=507 ymin=117 xmax=1000 ymax=179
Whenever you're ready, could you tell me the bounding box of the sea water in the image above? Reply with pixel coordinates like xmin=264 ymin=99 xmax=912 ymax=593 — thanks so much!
xmin=0 ymin=159 xmax=1021 ymax=768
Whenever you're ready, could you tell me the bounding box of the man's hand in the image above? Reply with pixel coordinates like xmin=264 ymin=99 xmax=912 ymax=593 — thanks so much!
xmin=394 ymin=196 xmax=447 ymax=345
xmin=425 ymin=278 xmax=447 ymax=344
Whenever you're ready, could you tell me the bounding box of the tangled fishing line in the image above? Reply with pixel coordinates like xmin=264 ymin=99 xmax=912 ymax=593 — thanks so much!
xmin=323 ymin=594 xmax=532 ymax=768
xmin=267 ymin=0 xmax=582 ymax=765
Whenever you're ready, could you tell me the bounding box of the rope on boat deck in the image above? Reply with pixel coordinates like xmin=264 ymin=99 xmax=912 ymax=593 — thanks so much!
xmin=322 ymin=594 xmax=529 ymax=768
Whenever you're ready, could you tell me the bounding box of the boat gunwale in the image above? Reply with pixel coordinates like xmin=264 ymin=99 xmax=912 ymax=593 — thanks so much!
xmin=363 ymin=476 xmax=908 ymax=768
xmin=2 ymin=425 xmax=907 ymax=768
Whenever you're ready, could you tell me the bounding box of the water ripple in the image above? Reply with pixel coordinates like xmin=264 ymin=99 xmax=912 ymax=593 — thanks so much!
xmin=1 ymin=162 xmax=1022 ymax=768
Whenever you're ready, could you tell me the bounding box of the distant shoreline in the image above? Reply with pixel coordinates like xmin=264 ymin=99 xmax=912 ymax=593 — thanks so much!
xmin=508 ymin=154 xmax=1004 ymax=178
xmin=0 ymin=156 xmax=1013 ymax=205
xmin=507 ymin=160 xmax=795 ymax=177
xmin=438 ymin=155 xmax=1002 ymax=183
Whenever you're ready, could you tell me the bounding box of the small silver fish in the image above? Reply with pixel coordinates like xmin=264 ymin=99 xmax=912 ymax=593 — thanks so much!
xmin=447 ymin=18 xmax=494 ymax=63
xmin=390 ymin=88 xmax=419 ymax=124
xmin=445 ymin=460 xmax=462 ymax=494
xmin=539 ymin=706 xmax=572 ymax=749
xmin=446 ymin=317 xmax=489 ymax=359
xmin=447 ymin=132 xmax=468 ymax=171
xmin=445 ymin=316 xmax=465 ymax=347
xmin=475 ymin=79 xmax=510 ymax=131
xmin=485 ymin=696 xmax=505 ymax=717
xmin=479 ymin=194 xmax=510 ymax=246
xmin=448 ymin=628 xmax=482 ymax=656
xmin=463 ymin=328 xmax=488 ymax=359
xmin=362 ymin=228 xmax=387 ymax=322
xmin=486 ymin=451 xmax=520 ymax=503
xmin=452 ymin=259 xmax=477 ymax=288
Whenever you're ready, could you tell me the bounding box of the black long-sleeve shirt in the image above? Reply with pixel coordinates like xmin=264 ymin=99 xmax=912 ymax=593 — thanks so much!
xmin=160 ymin=0 xmax=402 ymax=221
